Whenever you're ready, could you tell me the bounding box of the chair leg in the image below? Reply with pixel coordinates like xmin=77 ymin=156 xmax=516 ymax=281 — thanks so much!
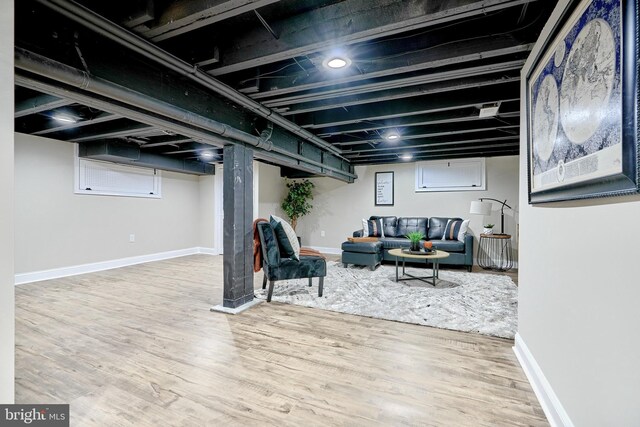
xmin=308 ymin=277 xmax=313 ymax=287
xmin=267 ymin=280 xmax=276 ymax=302
xmin=318 ymin=277 xmax=324 ymax=297
xmin=262 ymin=274 xmax=267 ymax=289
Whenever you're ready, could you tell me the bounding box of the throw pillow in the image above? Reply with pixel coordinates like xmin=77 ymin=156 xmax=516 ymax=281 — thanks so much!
xmin=442 ymin=219 xmax=470 ymax=242
xmin=362 ymin=218 xmax=385 ymax=237
xmin=270 ymin=215 xmax=300 ymax=261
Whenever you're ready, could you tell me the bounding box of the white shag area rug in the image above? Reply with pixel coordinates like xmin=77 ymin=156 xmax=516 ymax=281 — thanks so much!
xmin=255 ymin=262 xmax=518 ymax=339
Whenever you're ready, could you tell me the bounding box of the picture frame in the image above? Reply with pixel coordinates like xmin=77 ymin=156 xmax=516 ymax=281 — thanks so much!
xmin=526 ymin=0 xmax=639 ymax=204
xmin=375 ymin=171 xmax=394 ymax=206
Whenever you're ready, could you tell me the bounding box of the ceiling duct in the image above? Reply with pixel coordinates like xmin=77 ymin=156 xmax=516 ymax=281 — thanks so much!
xmin=78 ymin=141 xmax=215 ymax=175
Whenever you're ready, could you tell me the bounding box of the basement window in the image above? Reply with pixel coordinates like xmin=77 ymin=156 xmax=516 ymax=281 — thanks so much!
xmin=74 ymin=149 xmax=161 ymax=198
xmin=415 ymin=158 xmax=486 ymax=192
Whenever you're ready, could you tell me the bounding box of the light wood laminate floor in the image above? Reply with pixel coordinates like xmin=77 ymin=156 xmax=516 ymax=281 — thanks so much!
xmin=15 ymin=255 xmax=545 ymax=426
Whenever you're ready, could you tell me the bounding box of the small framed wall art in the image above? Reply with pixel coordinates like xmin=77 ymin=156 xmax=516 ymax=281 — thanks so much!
xmin=375 ymin=171 xmax=394 ymax=206
xmin=526 ymin=0 xmax=639 ymax=204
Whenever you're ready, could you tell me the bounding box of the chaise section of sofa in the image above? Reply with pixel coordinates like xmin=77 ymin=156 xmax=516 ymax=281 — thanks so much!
xmin=352 ymin=216 xmax=473 ymax=271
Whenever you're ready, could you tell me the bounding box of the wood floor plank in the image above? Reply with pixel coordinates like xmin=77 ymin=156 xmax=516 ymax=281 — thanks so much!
xmin=15 ymin=254 xmax=546 ymax=426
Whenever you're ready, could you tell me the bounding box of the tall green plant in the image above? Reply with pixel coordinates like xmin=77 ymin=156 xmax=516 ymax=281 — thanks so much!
xmin=281 ymin=179 xmax=315 ymax=231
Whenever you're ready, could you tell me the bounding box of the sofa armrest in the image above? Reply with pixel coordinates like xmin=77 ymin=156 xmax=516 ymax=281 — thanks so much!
xmin=353 ymin=229 xmax=364 ymax=238
xmin=464 ymin=233 xmax=474 ymax=266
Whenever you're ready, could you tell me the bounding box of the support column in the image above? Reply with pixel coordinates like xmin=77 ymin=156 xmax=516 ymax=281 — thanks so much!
xmin=222 ymin=144 xmax=254 ymax=309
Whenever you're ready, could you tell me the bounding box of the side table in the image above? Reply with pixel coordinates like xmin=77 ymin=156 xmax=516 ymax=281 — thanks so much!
xmin=477 ymin=234 xmax=513 ymax=271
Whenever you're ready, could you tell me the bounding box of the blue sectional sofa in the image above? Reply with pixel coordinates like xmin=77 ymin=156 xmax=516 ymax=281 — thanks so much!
xmin=348 ymin=216 xmax=473 ymax=271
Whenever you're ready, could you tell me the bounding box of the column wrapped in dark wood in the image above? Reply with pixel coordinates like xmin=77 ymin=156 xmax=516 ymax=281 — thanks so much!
xmin=223 ymin=144 xmax=254 ymax=308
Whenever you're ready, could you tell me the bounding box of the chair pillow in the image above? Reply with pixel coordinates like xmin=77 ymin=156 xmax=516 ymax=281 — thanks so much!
xmin=270 ymin=215 xmax=300 ymax=261
xmin=442 ymin=219 xmax=470 ymax=242
xmin=362 ymin=218 xmax=385 ymax=237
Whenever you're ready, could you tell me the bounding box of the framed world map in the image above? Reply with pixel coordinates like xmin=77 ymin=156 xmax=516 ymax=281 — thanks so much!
xmin=526 ymin=0 xmax=639 ymax=203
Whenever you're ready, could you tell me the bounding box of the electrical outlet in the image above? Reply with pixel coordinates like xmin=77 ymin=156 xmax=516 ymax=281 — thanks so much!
xmin=129 ymin=234 xmax=135 ymax=243
xmin=320 ymin=230 xmax=325 ymax=237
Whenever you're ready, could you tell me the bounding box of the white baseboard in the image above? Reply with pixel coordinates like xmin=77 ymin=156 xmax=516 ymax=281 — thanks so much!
xmin=14 ymin=247 xmax=219 ymax=285
xmin=306 ymin=245 xmax=341 ymax=255
xmin=513 ymin=333 xmax=574 ymax=427
xmin=198 ymin=247 xmax=219 ymax=255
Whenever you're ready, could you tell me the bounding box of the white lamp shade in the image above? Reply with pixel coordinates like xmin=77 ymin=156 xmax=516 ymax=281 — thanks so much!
xmin=470 ymin=200 xmax=492 ymax=215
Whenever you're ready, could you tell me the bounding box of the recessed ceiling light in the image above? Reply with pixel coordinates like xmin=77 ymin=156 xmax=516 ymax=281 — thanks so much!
xmin=386 ymin=132 xmax=400 ymax=141
xmin=400 ymin=154 xmax=413 ymax=161
xmin=52 ymin=114 xmax=76 ymax=123
xmin=323 ymin=56 xmax=351 ymax=69
xmin=200 ymin=151 xmax=215 ymax=160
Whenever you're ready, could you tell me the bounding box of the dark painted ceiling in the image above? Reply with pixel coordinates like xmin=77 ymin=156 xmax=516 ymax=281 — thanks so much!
xmin=14 ymin=0 xmax=556 ymax=180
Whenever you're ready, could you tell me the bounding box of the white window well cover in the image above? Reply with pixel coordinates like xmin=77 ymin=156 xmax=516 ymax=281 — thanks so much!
xmin=415 ymin=158 xmax=486 ymax=192
xmin=75 ymin=155 xmax=161 ymax=198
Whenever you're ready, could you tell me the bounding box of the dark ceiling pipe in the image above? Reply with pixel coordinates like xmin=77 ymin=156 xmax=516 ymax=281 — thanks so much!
xmin=35 ymin=0 xmax=346 ymax=159
xmin=14 ymin=49 xmax=357 ymax=180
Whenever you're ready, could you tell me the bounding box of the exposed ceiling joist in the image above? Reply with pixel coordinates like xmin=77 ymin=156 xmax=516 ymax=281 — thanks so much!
xmin=69 ymin=122 xmax=157 ymax=142
xmin=15 ymin=94 xmax=74 ymax=117
xmin=32 ymin=111 xmax=120 ymax=135
xmin=140 ymin=136 xmax=195 ymax=148
xmin=261 ymin=60 xmax=526 ymax=107
xmin=15 ymin=47 xmax=355 ymax=182
xmin=331 ymin=121 xmax=519 ymax=146
xmin=351 ymin=147 xmax=520 ymax=164
xmin=316 ymin=104 xmax=520 ymax=136
xmin=343 ymin=135 xmax=520 ymax=157
xmin=207 ymin=0 xmax=540 ymax=76
xmin=250 ymin=41 xmax=532 ymax=99
xmin=122 ymin=0 xmax=155 ymax=28
xmin=298 ymin=83 xmax=520 ymax=129
xmin=160 ymin=141 xmax=215 ymax=155
xmin=36 ymin=0 xmax=343 ymax=158
xmin=16 ymin=0 xmax=555 ymax=168
xmin=279 ymin=75 xmax=521 ymax=116
xmin=139 ymin=0 xmax=282 ymax=42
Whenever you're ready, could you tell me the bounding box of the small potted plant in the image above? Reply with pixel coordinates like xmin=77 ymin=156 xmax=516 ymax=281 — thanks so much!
xmin=406 ymin=231 xmax=425 ymax=252
xmin=483 ymin=224 xmax=495 ymax=235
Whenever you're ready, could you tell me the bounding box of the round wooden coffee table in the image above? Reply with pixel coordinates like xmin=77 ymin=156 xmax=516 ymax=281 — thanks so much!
xmin=388 ymin=248 xmax=450 ymax=286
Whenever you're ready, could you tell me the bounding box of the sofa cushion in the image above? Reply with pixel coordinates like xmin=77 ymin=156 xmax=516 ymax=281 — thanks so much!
xmin=370 ymin=216 xmax=398 ymax=237
xmin=428 ymin=217 xmax=459 ymax=240
xmin=380 ymin=238 xmax=412 ymax=249
xmin=396 ymin=217 xmax=428 ymax=237
xmin=362 ymin=218 xmax=384 ymax=237
xmin=257 ymin=221 xmax=281 ymax=267
xmin=431 ymin=239 xmax=465 ymax=252
xmin=271 ymin=256 xmax=326 ymax=280
xmin=443 ymin=219 xmax=470 ymax=242
xmin=270 ymin=215 xmax=300 ymax=261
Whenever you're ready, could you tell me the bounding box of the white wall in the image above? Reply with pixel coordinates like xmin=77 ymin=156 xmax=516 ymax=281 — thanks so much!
xmin=517 ymin=2 xmax=640 ymax=425
xmin=294 ymin=157 xmax=519 ymax=252
xmin=257 ymin=162 xmax=286 ymax=220
xmin=14 ymin=133 xmax=210 ymax=274
xmin=0 ymin=0 xmax=14 ymax=403
xmin=198 ymin=175 xmax=216 ymax=250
